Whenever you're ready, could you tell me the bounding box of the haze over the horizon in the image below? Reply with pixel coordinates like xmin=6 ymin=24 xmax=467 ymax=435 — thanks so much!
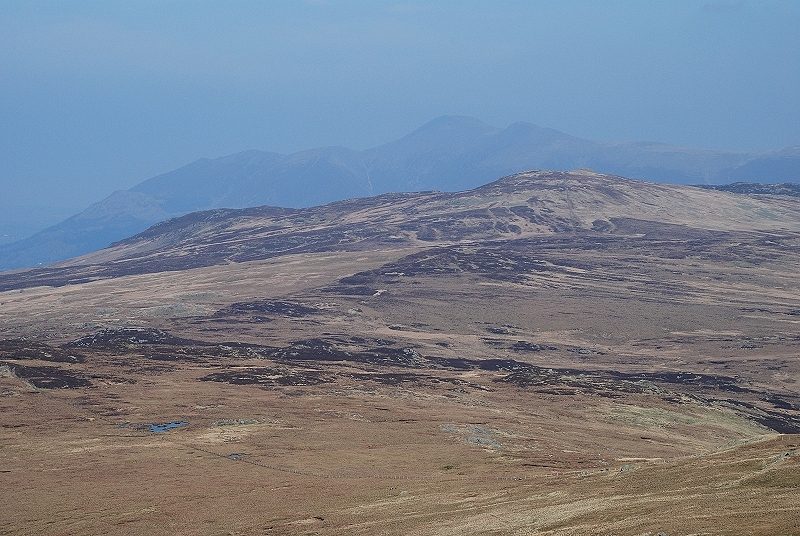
xmin=2 ymin=0 xmax=799 ymax=235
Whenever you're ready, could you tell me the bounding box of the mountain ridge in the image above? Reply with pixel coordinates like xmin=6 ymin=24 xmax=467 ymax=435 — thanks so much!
xmin=1 ymin=115 xmax=797 ymax=271
xmin=3 ymin=169 xmax=799 ymax=292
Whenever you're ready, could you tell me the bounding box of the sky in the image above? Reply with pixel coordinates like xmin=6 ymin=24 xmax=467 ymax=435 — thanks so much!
xmin=1 ymin=0 xmax=799 ymax=235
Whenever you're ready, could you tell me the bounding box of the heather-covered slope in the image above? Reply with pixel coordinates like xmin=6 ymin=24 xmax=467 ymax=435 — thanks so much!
xmin=2 ymin=169 xmax=799 ymax=291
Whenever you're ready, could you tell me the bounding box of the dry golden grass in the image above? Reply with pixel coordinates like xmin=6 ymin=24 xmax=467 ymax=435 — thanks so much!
xmin=2 ymin=173 xmax=799 ymax=535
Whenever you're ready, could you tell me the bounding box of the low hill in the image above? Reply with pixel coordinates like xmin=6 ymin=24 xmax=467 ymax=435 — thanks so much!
xmin=2 ymin=169 xmax=799 ymax=291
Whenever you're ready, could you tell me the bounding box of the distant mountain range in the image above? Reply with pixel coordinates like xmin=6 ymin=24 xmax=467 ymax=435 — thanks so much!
xmin=1 ymin=115 xmax=799 ymax=271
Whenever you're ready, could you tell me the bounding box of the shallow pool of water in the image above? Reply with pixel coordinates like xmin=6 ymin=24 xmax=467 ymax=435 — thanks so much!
xmin=148 ymin=421 xmax=188 ymax=433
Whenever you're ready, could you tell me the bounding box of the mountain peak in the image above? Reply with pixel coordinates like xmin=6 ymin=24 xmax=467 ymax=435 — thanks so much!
xmin=474 ymin=169 xmax=622 ymax=192
xmin=416 ymin=114 xmax=494 ymax=131
xmin=404 ymin=115 xmax=497 ymax=140
xmin=363 ymin=115 xmax=499 ymax=174
xmin=476 ymin=168 xmax=612 ymax=190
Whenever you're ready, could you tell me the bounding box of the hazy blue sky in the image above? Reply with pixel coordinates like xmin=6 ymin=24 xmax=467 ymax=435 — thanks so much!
xmin=1 ymin=0 xmax=799 ymax=223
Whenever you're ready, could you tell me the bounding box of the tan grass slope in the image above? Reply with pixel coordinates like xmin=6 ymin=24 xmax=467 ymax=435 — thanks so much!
xmin=1 ymin=169 xmax=799 ymax=535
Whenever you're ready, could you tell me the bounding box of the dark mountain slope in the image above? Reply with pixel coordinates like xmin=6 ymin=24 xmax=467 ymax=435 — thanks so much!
xmin=0 ymin=191 xmax=171 ymax=269
xmin=0 ymin=148 xmax=370 ymax=270
xmin=722 ymin=146 xmax=800 ymax=183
